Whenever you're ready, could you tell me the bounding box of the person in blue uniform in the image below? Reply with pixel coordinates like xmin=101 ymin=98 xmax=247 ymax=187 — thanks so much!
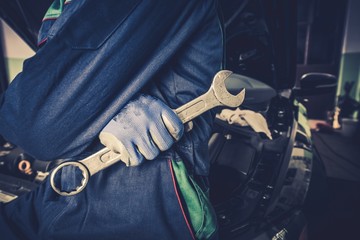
xmin=0 ymin=0 xmax=223 ymax=239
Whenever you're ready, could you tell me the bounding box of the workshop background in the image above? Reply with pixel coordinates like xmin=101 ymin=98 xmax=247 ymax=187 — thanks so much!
xmin=296 ymin=0 xmax=360 ymax=239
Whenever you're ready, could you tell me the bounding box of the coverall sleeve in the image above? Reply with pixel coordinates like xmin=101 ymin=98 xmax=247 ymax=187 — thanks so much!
xmin=0 ymin=0 xmax=218 ymax=161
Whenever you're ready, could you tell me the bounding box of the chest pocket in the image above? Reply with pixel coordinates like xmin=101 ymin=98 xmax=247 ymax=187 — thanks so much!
xmin=62 ymin=0 xmax=142 ymax=50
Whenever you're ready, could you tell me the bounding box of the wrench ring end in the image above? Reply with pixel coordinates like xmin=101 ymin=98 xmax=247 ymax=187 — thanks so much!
xmin=50 ymin=161 xmax=90 ymax=196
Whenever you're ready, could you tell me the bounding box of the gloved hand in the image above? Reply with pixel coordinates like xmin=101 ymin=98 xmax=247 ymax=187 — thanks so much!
xmin=99 ymin=95 xmax=184 ymax=166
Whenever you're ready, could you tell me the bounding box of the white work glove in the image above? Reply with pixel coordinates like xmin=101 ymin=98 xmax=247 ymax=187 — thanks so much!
xmin=99 ymin=95 xmax=184 ymax=166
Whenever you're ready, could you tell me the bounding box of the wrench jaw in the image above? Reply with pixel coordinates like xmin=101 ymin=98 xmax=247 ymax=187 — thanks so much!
xmin=212 ymin=70 xmax=246 ymax=108
xmin=215 ymin=88 xmax=245 ymax=108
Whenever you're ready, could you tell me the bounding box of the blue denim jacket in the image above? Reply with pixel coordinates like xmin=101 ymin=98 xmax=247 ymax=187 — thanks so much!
xmin=0 ymin=0 xmax=222 ymax=176
xmin=0 ymin=0 xmax=223 ymax=239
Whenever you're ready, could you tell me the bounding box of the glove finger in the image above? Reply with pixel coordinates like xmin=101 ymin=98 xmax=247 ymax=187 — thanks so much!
xmin=124 ymin=143 xmax=145 ymax=167
xmin=110 ymin=136 xmax=145 ymax=167
xmin=149 ymin=124 xmax=175 ymax=151
xmin=161 ymin=110 xmax=184 ymax=141
xmin=134 ymin=133 xmax=160 ymax=160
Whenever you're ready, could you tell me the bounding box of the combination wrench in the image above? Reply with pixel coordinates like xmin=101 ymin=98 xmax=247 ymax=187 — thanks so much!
xmin=50 ymin=70 xmax=245 ymax=196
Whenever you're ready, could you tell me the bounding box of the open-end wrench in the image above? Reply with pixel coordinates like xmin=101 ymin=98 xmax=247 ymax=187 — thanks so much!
xmin=50 ymin=70 xmax=245 ymax=196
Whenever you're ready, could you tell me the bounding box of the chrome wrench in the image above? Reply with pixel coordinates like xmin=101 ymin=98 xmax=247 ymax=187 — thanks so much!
xmin=50 ymin=70 xmax=245 ymax=196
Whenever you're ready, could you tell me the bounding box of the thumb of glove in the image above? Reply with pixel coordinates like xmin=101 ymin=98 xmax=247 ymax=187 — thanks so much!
xmin=99 ymin=130 xmax=132 ymax=166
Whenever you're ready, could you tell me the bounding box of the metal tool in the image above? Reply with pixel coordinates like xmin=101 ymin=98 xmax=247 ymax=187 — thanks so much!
xmin=50 ymin=70 xmax=245 ymax=196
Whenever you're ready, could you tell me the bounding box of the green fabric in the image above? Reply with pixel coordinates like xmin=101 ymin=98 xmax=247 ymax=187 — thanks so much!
xmin=43 ymin=0 xmax=65 ymax=19
xmin=171 ymin=160 xmax=217 ymax=240
xmin=294 ymin=100 xmax=312 ymax=140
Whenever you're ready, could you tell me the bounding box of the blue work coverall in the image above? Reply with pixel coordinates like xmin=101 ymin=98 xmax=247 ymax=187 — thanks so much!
xmin=0 ymin=0 xmax=223 ymax=239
